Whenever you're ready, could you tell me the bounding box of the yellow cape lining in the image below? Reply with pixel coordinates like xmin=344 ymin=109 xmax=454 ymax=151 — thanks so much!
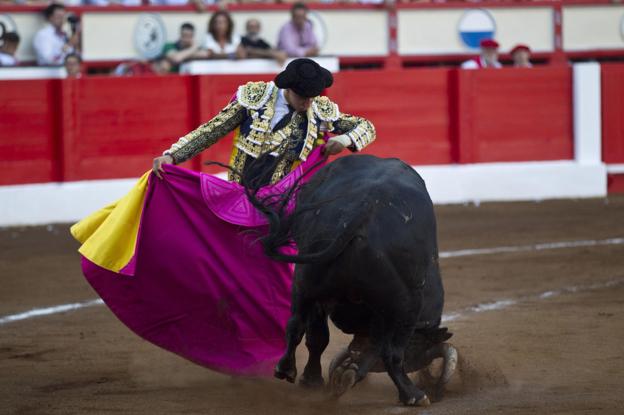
xmin=70 ymin=171 xmax=150 ymax=273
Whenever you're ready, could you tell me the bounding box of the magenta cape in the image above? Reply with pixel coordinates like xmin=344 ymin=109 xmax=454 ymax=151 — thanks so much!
xmin=80 ymin=148 xmax=325 ymax=376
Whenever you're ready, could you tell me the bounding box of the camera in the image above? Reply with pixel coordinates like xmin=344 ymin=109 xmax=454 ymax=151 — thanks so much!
xmin=67 ymin=13 xmax=80 ymax=35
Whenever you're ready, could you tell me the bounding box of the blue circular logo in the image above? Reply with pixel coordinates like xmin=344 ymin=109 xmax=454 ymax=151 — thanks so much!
xmin=458 ymin=10 xmax=496 ymax=49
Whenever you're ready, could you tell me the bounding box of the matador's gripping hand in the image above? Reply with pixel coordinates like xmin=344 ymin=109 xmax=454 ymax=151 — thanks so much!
xmin=324 ymin=135 xmax=351 ymax=156
xmin=152 ymin=155 xmax=174 ymax=179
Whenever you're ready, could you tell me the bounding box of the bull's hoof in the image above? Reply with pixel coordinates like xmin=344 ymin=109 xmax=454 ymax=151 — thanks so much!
xmin=330 ymin=367 xmax=357 ymax=398
xmin=404 ymin=393 xmax=431 ymax=407
xmin=298 ymin=374 xmax=324 ymax=389
xmin=274 ymin=365 xmax=297 ymax=383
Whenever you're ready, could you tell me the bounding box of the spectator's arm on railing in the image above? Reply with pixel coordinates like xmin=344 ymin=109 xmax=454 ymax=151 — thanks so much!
xmin=166 ymin=45 xmax=202 ymax=64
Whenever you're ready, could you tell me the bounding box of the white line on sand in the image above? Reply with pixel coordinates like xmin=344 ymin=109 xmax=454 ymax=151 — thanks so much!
xmin=0 ymin=299 xmax=104 ymax=325
xmin=439 ymin=237 xmax=624 ymax=258
xmin=0 ymin=237 xmax=623 ymax=326
xmin=442 ymin=278 xmax=624 ymax=322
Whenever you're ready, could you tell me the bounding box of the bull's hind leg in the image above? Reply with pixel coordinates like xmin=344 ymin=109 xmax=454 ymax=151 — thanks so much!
xmin=299 ymin=304 xmax=329 ymax=388
xmin=382 ymin=319 xmax=430 ymax=406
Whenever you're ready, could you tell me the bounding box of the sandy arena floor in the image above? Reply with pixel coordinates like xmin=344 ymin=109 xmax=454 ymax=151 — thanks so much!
xmin=1 ymin=196 xmax=623 ymax=414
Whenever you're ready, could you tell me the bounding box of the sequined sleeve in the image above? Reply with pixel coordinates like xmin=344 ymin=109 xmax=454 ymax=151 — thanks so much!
xmin=330 ymin=113 xmax=376 ymax=152
xmin=164 ymin=100 xmax=247 ymax=164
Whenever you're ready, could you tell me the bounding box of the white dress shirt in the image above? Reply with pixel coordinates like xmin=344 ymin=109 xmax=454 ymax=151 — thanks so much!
xmin=0 ymin=52 xmax=18 ymax=67
xmin=204 ymin=33 xmax=241 ymax=55
xmin=270 ymin=89 xmax=291 ymax=131
xmin=461 ymin=56 xmax=502 ymax=70
xmin=33 ymin=24 xmax=73 ymax=66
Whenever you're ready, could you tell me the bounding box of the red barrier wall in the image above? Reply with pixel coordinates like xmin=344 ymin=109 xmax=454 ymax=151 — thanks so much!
xmin=330 ymin=69 xmax=454 ymax=165
xmin=0 ymin=80 xmax=60 ymax=185
xmin=0 ymin=68 xmax=577 ymax=186
xmin=455 ymin=66 xmax=573 ymax=163
xmin=601 ymin=63 xmax=624 ymax=165
xmin=60 ymin=76 xmax=196 ymax=181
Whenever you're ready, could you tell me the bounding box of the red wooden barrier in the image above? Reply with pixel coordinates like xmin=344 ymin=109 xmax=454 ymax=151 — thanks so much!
xmin=0 ymin=80 xmax=60 ymax=185
xmin=60 ymin=75 xmax=195 ymax=181
xmin=329 ymin=69 xmax=454 ymax=165
xmin=601 ymin=63 xmax=624 ymax=164
xmin=1 ymin=68 xmax=578 ymax=186
xmin=455 ymin=66 xmax=573 ymax=163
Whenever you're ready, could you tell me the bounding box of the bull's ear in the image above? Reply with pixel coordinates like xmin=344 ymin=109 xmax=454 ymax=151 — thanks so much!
xmin=429 ymin=327 xmax=453 ymax=343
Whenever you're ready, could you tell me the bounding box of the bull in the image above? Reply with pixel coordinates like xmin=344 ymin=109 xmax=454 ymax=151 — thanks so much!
xmin=244 ymin=154 xmax=457 ymax=406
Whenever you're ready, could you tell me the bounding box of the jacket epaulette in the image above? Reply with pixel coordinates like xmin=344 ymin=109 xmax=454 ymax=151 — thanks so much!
xmin=312 ymin=96 xmax=340 ymax=122
xmin=236 ymin=81 xmax=275 ymax=110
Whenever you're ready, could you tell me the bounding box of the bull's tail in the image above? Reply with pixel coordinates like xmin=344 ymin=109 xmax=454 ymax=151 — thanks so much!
xmin=261 ymin=211 xmax=368 ymax=264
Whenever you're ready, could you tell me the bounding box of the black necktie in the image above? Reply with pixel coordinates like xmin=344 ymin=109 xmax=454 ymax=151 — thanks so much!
xmin=272 ymin=106 xmax=295 ymax=132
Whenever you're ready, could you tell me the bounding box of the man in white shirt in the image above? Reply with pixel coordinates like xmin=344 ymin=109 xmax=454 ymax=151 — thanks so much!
xmin=0 ymin=32 xmax=20 ymax=67
xmin=33 ymin=4 xmax=80 ymax=66
xmin=461 ymin=39 xmax=502 ymax=70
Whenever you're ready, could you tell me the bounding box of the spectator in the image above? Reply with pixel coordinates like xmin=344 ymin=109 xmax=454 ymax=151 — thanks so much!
xmin=277 ymin=2 xmax=319 ymax=58
xmin=162 ymin=22 xmax=204 ymax=72
xmin=113 ymin=57 xmax=172 ymax=76
xmin=510 ymin=44 xmax=532 ymax=68
xmin=64 ymin=53 xmax=82 ymax=77
xmin=461 ymin=38 xmax=501 ymax=70
xmin=0 ymin=32 xmax=20 ymax=67
xmin=87 ymin=0 xmax=142 ymax=5
xmin=203 ymin=10 xmax=245 ymax=59
xmin=33 ymin=4 xmax=80 ymax=66
xmin=241 ymin=18 xmax=287 ymax=65
xmin=149 ymin=0 xmax=218 ymax=12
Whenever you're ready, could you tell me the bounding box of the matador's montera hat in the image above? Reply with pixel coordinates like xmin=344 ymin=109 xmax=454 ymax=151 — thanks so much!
xmin=274 ymin=58 xmax=334 ymax=98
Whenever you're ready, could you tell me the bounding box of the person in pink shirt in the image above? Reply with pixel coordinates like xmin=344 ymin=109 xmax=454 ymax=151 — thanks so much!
xmin=277 ymin=2 xmax=319 ymax=58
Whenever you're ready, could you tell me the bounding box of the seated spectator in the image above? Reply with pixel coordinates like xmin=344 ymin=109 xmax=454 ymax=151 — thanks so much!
xmin=113 ymin=57 xmax=172 ymax=76
xmin=33 ymin=4 xmax=80 ymax=66
xmin=203 ymin=10 xmax=245 ymax=59
xmin=149 ymin=0 xmax=217 ymax=11
xmin=64 ymin=53 xmax=82 ymax=77
xmin=241 ymin=18 xmax=287 ymax=65
xmin=277 ymin=2 xmax=319 ymax=58
xmin=510 ymin=44 xmax=532 ymax=68
xmin=163 ymin=22 xmax=204 ymax=72
xmin=461 ymin=38 xmax=501 ymax=69
xmin=87 ymin=0 xmax=142 ymax=5
xmin=0 ymin=32 xmax=20 ymax=67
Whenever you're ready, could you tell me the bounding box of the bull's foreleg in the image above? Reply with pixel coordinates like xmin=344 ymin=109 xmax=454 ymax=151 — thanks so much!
xmin=299 ymin=304 xmax=329 ymax=388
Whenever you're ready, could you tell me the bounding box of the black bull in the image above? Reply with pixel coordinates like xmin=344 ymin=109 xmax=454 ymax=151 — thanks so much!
xmin=245 ymin=154 xmax=456 ymax=406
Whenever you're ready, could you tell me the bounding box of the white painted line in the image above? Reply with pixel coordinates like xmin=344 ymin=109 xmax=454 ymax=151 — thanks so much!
xmin=442 ymin=278 xmax=624 ymax=323
xmin=0 ymin=237 xmax=623 ymax=327
xmin=439 ymin=237 xmax=624 ymax=259
xmin=0 ymin=299 xmax=104 ymax=325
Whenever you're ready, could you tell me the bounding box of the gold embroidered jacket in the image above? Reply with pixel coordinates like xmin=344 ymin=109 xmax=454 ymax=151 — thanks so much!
xmin=165 ymin=81 xmax=376 ymax=184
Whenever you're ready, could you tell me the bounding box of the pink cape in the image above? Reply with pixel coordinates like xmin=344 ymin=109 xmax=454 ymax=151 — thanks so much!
xmin=81 ymin=148 xmax=325 ymax=376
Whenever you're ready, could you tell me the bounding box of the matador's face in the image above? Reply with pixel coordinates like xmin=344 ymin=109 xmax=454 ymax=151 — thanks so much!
xmin=286 ymin=89 xmax=314 ymax=113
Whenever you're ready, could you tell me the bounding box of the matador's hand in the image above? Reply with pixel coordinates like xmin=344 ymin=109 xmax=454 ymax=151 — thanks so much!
xmin=152 ymin=155 xmax=174 ymax=179
xmin=324 ymin=135 xmax=351 ymax=156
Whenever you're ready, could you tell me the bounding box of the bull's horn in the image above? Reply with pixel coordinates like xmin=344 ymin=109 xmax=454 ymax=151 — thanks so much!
xmin=440 ymin=343 xmax=458 ymax=385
